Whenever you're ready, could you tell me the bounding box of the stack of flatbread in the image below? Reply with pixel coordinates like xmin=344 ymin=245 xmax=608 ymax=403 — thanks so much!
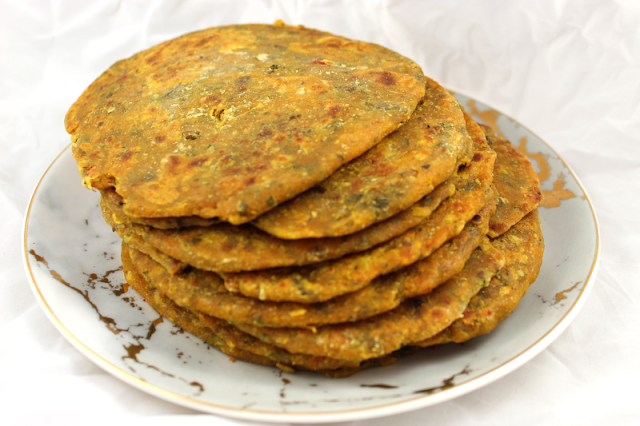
xmin=66 ymin=22 xmax=544 ymax=377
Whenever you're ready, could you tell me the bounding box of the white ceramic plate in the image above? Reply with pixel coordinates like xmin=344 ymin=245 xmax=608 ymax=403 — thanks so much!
xmin=23 ymin=94 xmax=599 ymax=424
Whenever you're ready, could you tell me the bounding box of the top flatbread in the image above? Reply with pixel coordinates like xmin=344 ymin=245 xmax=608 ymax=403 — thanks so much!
xmin=252 ymin=77 xmax=471 ymax=238
xmin=67 ymin=22 xmax=426 ymax=224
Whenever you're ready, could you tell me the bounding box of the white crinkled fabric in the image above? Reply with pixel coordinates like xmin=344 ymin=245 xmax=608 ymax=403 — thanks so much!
xmin=1 ymin=1 xmax=639 ymax=425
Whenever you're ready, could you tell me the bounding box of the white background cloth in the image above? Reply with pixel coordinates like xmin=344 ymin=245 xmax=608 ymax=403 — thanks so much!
xmin=1 ymin=0 xmax=639 ymax=425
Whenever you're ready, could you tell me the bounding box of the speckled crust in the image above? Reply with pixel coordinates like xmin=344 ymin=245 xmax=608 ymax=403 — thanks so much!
xmin=121 ymin=243 xmax=362 ymax=372
xmin=67 ymin=23 xmax=426 ymax=224
xmin=101 ymin=187 xmax=219 ymax=229
xmin=234 ymin=238 xmax=505 ymax=362
xmin=123 ymin=251 xmax=276 ymax=368
xmin=482 ymin=125 xmax=542 ymax=237
xmin=124 ymin=198 xmax=494 ymax=329
xmin=192 ymin=312 xmax=398 ymax=375
xmin=107 ymin=178 xmax=455 ymax=273
xmin=221 ymin=149 xmax=496 ymax=303
xmin=463 ymin=111 xmax=491 ymax=152
xmin=252 ymin=77 xmax=472 ymax=239
xmin=415 ymin=210 xmax=543 ymax=346
xmin=101 ymin=197 xmax=187 ymax=274
xmin=124 ymin=244 xmax=397 ymax=377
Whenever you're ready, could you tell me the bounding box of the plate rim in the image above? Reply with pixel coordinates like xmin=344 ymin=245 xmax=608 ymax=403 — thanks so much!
xmin=22 ymin=94 xmax=600 ymax=424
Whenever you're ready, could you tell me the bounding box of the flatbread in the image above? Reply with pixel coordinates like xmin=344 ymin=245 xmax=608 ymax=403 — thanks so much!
xmin=124 ymin=247 xmax=398 ymax=376
xmin=101 ymin=187 xmax=219 ymax=229
xmin=67 ymin=22 xmax=426 ymax=224
xmin=463 ymin=110 xmax=492 ymax=152
xmin=483 ymin=125 xmax=542 ymax=237
xmin=124 ymin=197 xmax=494 ymax=329
xmin=416 ymin=209 xmax=544 ymax=346
xmin=121 ymin=243 xmax=362 ymax=372
xmin=222 ymin=148 xmax=497 ymax=303
xmin=234 ymin=238 xmax=505 ymax=362
xmin=107 ymin=178 xmax=455 ymax=273
xmin=252 ymin=77 xmax=472 ymax=239
xmin=101 ymin=198 xmax=187 ymax=274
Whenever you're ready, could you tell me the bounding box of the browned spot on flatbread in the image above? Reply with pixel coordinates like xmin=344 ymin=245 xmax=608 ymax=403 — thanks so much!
xmin=377 ymin=71 xmax=396 ymax=86
xmin=187 ymin=157 xmax=209 ymax=169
